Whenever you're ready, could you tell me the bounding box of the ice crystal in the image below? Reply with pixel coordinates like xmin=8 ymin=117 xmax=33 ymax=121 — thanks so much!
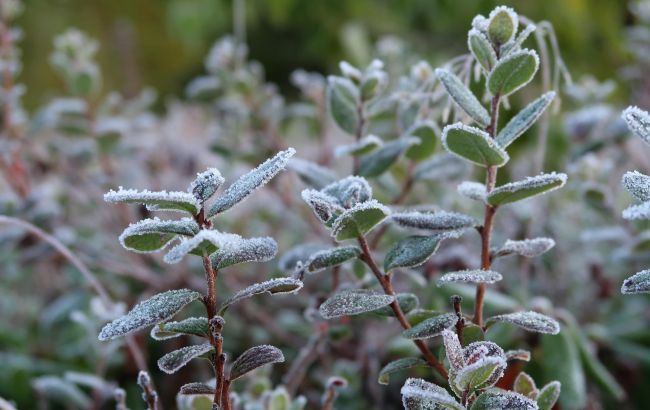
xmin=621 ymin=269 xmax=650 ymax=294
xmin=288 ymin=158 xmax=337 ymax=189
xmin=392 ymin=210 xmax=477 ymax=231
xmin=496 ymin=238 xmax=555 ymax=258
xmin=210 ymin=236 xmax=278 ymax=269
xmin=157 ymin=343 xmax=213 ymax=374
xmin=98 ymin=289 xmax=201 ymax=340
xmin=163 ymin=230 xmax=242 ymax=264
xmin=402 ymin=312 xmax=458 ymax=340
xmin=622 ymin=170 xmax=650 ymax=202
xmin=188 ymin=168 xmax=224 ymax=202
xmin=218 ymin=277 xmax=303 ymax=314
xmin=622 ymin=106 xmax=650 ymax=145
xmin=400 ymin=378 xmax=463 ymax=410
xmin=150 ymin=317 xmax=209 ymax=340
xmin=457 ymin=181 xmax=487 ymax=202
xmin=229 ymin=345 xmax=285 ymax=381
xmin=207 ymin=148 xmax=296 ymax=217
xmin=319 ymin=289 xmax=395 ymax=319
xmin=437 ymin=269 xmax=503 ymax=286
xmin=472 ymin=390 xmax=538 ymax=410
xmin=104 ymin=187 xmax=200 ymax=214
xmin=487 ymin=311 xmax=560 ymax=334
xmin=305 ymin=246 xmax=361 ymax=273
xmin=118 ymin=217 xmax=199 ymax=254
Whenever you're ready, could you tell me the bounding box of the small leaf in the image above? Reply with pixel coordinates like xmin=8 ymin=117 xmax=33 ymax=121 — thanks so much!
xmin=442 ymin=329 xmax=465 ymax=370
xmin=488 ymin=49 xmax=539 ymax=97
xmin=118 ymin=217 xmax=199 ymax=253
xmin=506 ymin=350 xmax=531 ymax=362
xmin=378 ymin=358 xmax=427 ymax=385
xmin=322 ymin=176 xmax=373 ymax=207
xmin=188 ymin=168 xmax=225 ymax=202
xmin=150 ymin=317 xmax=209 ymax=340
xmin=487 ymin=173 xmax=567 ymax=206
xmin=471 ymin=390 xmax=537 ymax=410
xmin=435 ymin=68 xmax=490 ymax=127
xmin=219 ymin=277 xmax=303 ymax=315
xmin=622 ymin=105 xmax=650 ymax=145
xmin=207 ymin=148 xmax=296 ymax=217
xmin=210 ymin=236 xmax=278 ymax=269
xmin=402 ymin=312 xmax=458 ymax=340
xmin=301 ymin=189 xmax=343 ymax=224
xmin=104 ymin=187 xmax=200 ymax=215
xmin=327 ymin=75 xmax=360 ymax=135
xmin=335 ymin=135 xmax=383 ymax=158
xmin=392 ymin=210 xmax=477 ymax=232
xmin=458 ymin=181 xmax=487 ymax=202
xmin=496 ymin=92 xmax=555 ymax=148
xmin=358 ymin=137 xmax=419 ymax=177
xmin=179 ymin=382 xmax=215 ymax=396
xmin=495 ymin=238 xmax=555 ymax=258
xmin=401 ymin=378 xmax=464 ymax=410
xmin=468 ymin=29 xmax=497 ymax=72
xmin=163 ymin=230 xmax=243 ymax=264
xmin=438 ymin=270 xmax=503 ymax=286
xmin=288 ymin=158 xmax=337 ymax=189
xmin=442 ymin=123 xmax=509 ymax=167
xmin=622 ymin=201 xmax=650 ymax=220
xmin=487 ymin=6 xmax=518 ymax=46
xmin=319 ymin=289 xmax=395 ymax=319
xmin=513 ymin=372 xmax=537 ymax=397
xmin=462 ymin=324 xmax=486 ymax=346
xmin=306 ymin=246 xmax=361 ymax=273
xmin=537 ymin=382 xmax=561 ymax=410
xmin=486 ymin=311 xmax=560 ymax=334
xmin=157 ymin=343 xmax=213 ymax=374
xmin=405 ymin=122 xmax=439 ymax=161
xmin=372 ymin=293 xmax=419 ymax=316
xmin=414 ymin=153 xmax=468 ymax=181
xmin=331 ymin=200 xmax=390 ymax=241
xmin=622 ymin=170 xmax=650 ymax=201
xmin=453 ymin=356 xmax=506 ymax=392
xmin=229 ymin=345 xmax=285 ymax=381
xmin=99 ymin=289 xmax=201 ymax=340
xmin=622 ymin=269 xmax=650 ymax=294
xmin=384 ymin=234 xmax=446 ymax=272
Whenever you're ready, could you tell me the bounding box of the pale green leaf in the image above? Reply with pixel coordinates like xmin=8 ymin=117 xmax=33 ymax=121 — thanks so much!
xmin=496 ymin=92 xmax=555 ymax=148
xmin=435 ymin=68 xmax=490 ymax=127
xmin=442 ymin=123 xmax=509 ymax=167
xmin=487 ymin=6 xmax=518 ymax=46
xmin=537 ymin=382 xmax=561 ymax=410
xmin=405 ymin=122 xmax=439 ymax=161
xmin=487 ymin=173 xmax=567 ymax=206
xmin=488 ymin=50 xmax=539 ymax=97
xmin=513 ymin=372 xmax=537 ymax=397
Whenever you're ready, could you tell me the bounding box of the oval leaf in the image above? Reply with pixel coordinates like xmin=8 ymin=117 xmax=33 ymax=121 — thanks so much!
xmin=229 ymin=345 xmax=285 ymax=381
xmin=158 ymin=343 xmax=213 ymax=374
xmin=331 ymin=200 xmax=390 ymax=241
xmin=401 ymin=378 xmax=464 ymax=410
xmin=327 ymin=76 xmax=360 ymax=135
xmin=150 ymin=317 xmax=209 ymax=341
xmin=319 ymin=289 xmax=395 ymax=319
xmin=488 ymin=49 xmax=539 ymax=97
xmin=471 ymin=390 xmax=537 ymax=410
xmin=210 ymin=236 xmax=278 ymax=269
xmin=487 ymin=6 xmax=518 ymax=46
xmin=306 ymin=246 xmax=361 ymax=274
xmin=218 ymin=277 xmax=303 ymax=315
xmin=384 ymin=235 xmax=447 ymax=272
xmin=104 ymin=188 xmax=200 ymax=215
xmin=468 ymin=29 xmax=497 ymax=72
xmin=622 ymin=269 xmax=650 ymax=294
xmin=438 ymin=270 xmax=503 ymax=286
xmin=496 ymin=92 xmax=555 ymax=148
xmin=118 ymin=218 xmax=199 ymax=253
xmin=378 ymin=358 xmax=427 ymax=385
xmin=435 ymin=68 xmax=490 ymax=127
xmin=442 ymin=123 xmax=509 ymax=167
xmin=402 ymin=312 xmax=458 ymax=340
xmin=453 ymin=356 xmax=506 ymax=392
xmin=622 ymin=105 xmax=650 ymax=145
xmin=487 ymin=173 xmax=567 ymax=206
xmin=392 ymin=210 xmax=476 ymax=232
xmin=487 ymin=311 xmax=560 ymax=334
xmin=405 ymin=122 xmax=438 ymax=161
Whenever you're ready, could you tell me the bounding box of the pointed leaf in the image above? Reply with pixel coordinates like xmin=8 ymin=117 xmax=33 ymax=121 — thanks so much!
xmin=150 ymin=317 xmax=209 ymax=340
xmin=487 ymin=311 xmax=560 ymax=334
xmin=118 ymin=217 xmax=199 ymax=253
xmin=378 ymin=358 xmax=427 ymax=385
xmin=229 ymin=345 xmax=285 ymax=381
xmin=487 ymin=173 xmax=567 ymax=206
xmin=288 ymin=158 xmax=337 ymax=189
xmin=179 ymin=382 xmax=215 ymax=396
xmin=331 ymin=200 xmax=390 ymax=241
xmin=405 ymin=122 xmax=438 ymax=160
xmin=335 ymin=135 xmax=383 ymax=157
xmin=163 ymin=230 xmax=243 ymax=264
xmin=99 ymin=289 xmax=201 ymax=340
xmin=319 ymin=289 xmax=394 ymax=319
xmin=536 ymin=382 xmax=560 ymax=410
xmin=207 ymin=148 xmax=296 ymax=217
xmin=622 ymin=269 xmax=650 ymax=294
xmin=438 ymin=270 xmax=502 ymax=286
xmin=495 ymin=238 xmax=555 ymax=258
xmin=358 ymin=137 xmax=419 ymax=177
xmin=157 ymin=343 xmax=213 ymax=374
xmin=218 ymin=277 xmax=303 ymax=315
xmin=488 ymin=49 xmax=539 ymax=97
xmin=306 ymin=246 xmax=361 ymax=274
xmin=189 ymin=168 xmax=224 ymax=202
xmin=372 ymin=293 xmax=419 ymax=316
xmin=468 ymin=29 xmax=497 ymax=72
xmin=435 ymin=68 xmax=490 ymax=127
xmin=622 ymin=106 xmax=650 ymax=145
xmin=210 ymin=236 xmax=278 ymax=269
xmin=384 ymin=234 xmax=446 ymax=272
xmin=442 ymin=123 xmax=509 ymax=167
xmin=401 ymin=378 xmax=464 ymax=410
xmin=104 ymin=187 xmax=200 ymax=214
xmin=496 ymin=92 xmax=555 ymax=148
xmin=513 ymin=372 xmax=537 ymax=397
xmin=471 ymin=390 xmax=537 ymax=410
xmin=392 ymin=211 xmax=477 ymax=232
xmin=402 ymin=312 xmax=458 ymax=340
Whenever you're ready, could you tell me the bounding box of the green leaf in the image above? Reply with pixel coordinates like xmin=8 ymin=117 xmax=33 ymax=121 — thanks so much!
xmin=487 ymin=6 xmax=518 ymax=46
xmin=327 ymin=75 xmax=360 ymax=135
xmin=218 ymin=278 xmax=303 ymax=315
xmin=622 ymin=106 xmax=650 ymax=145
xmin=384 ymin=234 xmax=446 ymax=272
xmin=372 ymin=293 xmax=419 ymax=316
xmin=496 ymin=92 xmax=555 ymax=148
xmin=358 ymin=137 xmax=419 ymax=177
xmin=487 ymin=50 xmax=539 ymax=97
xmin=437 ymin=269 xmax=502 ymax=286
xmin=118 ymin=218 xmax=199 ymax=253
xmin=391 ymin=210 xmax=477 ymax=232
xmin=513 ymin=372 xmax=537 ymax=397
xmin=462 ymin=324 xmax=485 ymax=346
xmin=157 ymin=343 xmax=213 ymax=374
xmin=402 ymin=312 xmax=458 ymax=340
xmin=622 ymin=269 xmax=650 ymax=294
xmin=541 ymin=332 xmax=586 ymax=409
xmin=405 ymin=122 xmax=438 ymax=161
xmin=229 ymin=345 xmax=285 ymax=381
xmin=188 ymin=168 xmax=224 ymax=202
xmin=163 ymin=230 xmax=244 ymax=264
xmin=98 ymin=289 xmax=201 ymax=340
xmin=319 ymin=289 xmax=394 ymax=319
xmin=210 ymin=237 xmax=278 ymax=270
xmin=331 ymin=200 xmax=390 ymax=241
xmin=150 ymin=317 xmax=209 ymax=340
xmin=452 ymin=356 xmax=506 ymax=392
xmin=104 ymin=188 xmax=200 ymax=215
xmin=487 ymin=173 xmax=567 ymax=206
xmin=537 ymin=382 xmax=561 ymax=410
xmin=468 ymin=29 xmax=497 ymax=72
xmin=378 ymin=358 xmax=427 ymax=385
xmin=406 ymin=309 xmax=445 ymax=327
xmin=486 ymin=311 xmax=560 ymax=334
xmin=179 ymin=382 xmax=215 ymax=396
xmin=435 ymin=68 xmax=490 ymax=127
xmin=471 ymin=390 xmax=537 ymax=410
xmin=622 ymin=170 xmax=650 ymax=201
xmin=401 ymin=378 xmax=464 ymax=410
xmin=442 ymin=123 xmax=509 ymax=167
xmin=306 ymin=246 xmax=361 ymax=274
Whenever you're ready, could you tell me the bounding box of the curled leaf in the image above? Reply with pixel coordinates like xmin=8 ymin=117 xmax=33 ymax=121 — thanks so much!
xmin=150 ymin=317 xmax=209 ymax=340
xmin=319 ymin=289 xmax=395 ymax=319
xmin=189 ymin=168 xmax=224 ymax=202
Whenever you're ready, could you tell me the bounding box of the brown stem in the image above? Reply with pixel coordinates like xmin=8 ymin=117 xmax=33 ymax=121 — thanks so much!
xmin=221 ymin=379 xmax=232 ymax=410
xmin=357 ymin=235 xmax=448 ymax=380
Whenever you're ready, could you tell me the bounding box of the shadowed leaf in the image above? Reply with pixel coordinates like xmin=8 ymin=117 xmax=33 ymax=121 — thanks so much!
xmin=372 ymin=293 xmax=419 ymax=316
xmin=471 ymin=390 xmax=537 ymax=410
xmin=319 ymin=289 xmax=395 ymax=319
xmin=378 ymin=358 xmax=427 ymax=385
xmin=402 ymin=312 xmax=458 ymax=340
xmin=327 ymin=76 xmax=359 ymax=134
xmin=157 ymin=343 xmax=213 ymax=374
xmin=230 ymin=345 xmax=285 ymax=381
xmin=358 ymin=137 xmax=419 ymax=177
xmin=179 ymin=382 xmax=215 ymax=396
xmin=384 ymin=234 xmax=447 ymax=272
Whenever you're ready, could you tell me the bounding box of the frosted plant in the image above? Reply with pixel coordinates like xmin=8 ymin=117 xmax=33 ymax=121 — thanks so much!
xmin=99 ymin=149 xmax=303 ymax=409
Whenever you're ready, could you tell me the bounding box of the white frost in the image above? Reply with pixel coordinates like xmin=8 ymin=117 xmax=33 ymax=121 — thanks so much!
xmin=188 ymin=168 xmax=224 ymax=201
xmin=163 ymin=230 xmax=243 ymax=264
xmin=437 ymin=269 xmax=503 ymax=286
xmin=487 ymin=311 xmax=560 ymax=334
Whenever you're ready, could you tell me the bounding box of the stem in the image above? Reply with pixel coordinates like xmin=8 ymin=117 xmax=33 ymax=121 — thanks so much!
xmin=452 ymin=295 xmax=464 ymax=345
xmin=357 ymin=235 xmax=448 ymax=380
xmin=221 ymin=379 xmax=231 ymax=410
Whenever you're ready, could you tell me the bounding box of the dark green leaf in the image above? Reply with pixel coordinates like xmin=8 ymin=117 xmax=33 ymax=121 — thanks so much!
xmin=319 ymin=289 xmax=394 ymax=319
xmin=358 ymin=138 xmax=418 ymax=177
xmin=488 ymin=50 xmax=539 ymax=97
xmin=384 ymin=235 xmax=446 ymax=272
xmin=487 ymin=173 xmax=567 ymax=206
xmin=229 ymin=345 xmax=285 ymax=381
xmin=402 ymin=312 xmax=458 ymax=340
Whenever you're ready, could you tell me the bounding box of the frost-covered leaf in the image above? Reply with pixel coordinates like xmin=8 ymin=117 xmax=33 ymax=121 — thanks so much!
xmin=278 ymin=243 xmax=326 ymax=271
xmin=487 ymin=6 xmax=518 ymax=46
xmin=488 ymin=49 xmax=539 ymax=97
xmin=487 ymin=311 xmax=560 ymax=334
xmin=453 ymin=356 xmax=506 ymax=392
xmin=210 ymin=236 xmax=278 ymax=269
xmin=118 ymin=217 xmax=199 ymax=253
xmin=442 ymin=123 xmax=509 ymax=167
xmin=392 ymin=211 xmax=477 ymax=232
xmin=99 ymin=289 xmax=201 ymax=340
xmin=384 ymin=234 xmax=447 ymax=272
xmin=536 ymin=382 xmax=560 ymax=410
xmin=506 ymin=350 xmax=531 ymax=362
xmin=150 ymin=317 xmax=209 ymax=340
xmin=622 ymin=201 xmax=650 ymax=220
xmin=442 ymin=329 xmax=465 ymax=371
xmin=437 ymin=270 xmax=503 ymax=286
xmin=378 ymin=358 xmax=427 ymax=385
xmin=405 ymin=122 xmax=438 ymax=161
xmin=322 ymin=176 xmax=373 ymax=207
xmin=470 ymin=390 xmax=538 ymax=410
xmin=319 ymin=289 xmax=394 ymax=319
xmin=305 ymin=246 xmax=361 ymax=273
xmin=219 ymin=277 xmax=303 ymax=315
xmin=157 ymin=343 xmax=213 ymax=374
xmin=622 ymin=170 xmax=650 ymax=202
xmin=327 ymin=75 xmax=360 ymax=134
xmin=414 ymin=154 xmax=468 ymax=181
xmin=402 ymin=312 xmax=458 ymax=340
xmin=401 ymin=378 xmax=465 ymax=410
xmin=372 ymin=293 xmax=419 ymax=316
xmin=621 ymin=269 xmax=650 ymax=294
xmin=32 ymin=376 xmax=91 ymax=409
xmin=104 ymin=187 xmax=200 ymax=215
xmin=288 ymin=158 xmax=337 ymax=189
xmin=435 ymin=68 xmax=490 ymax=127
xmin=163 ymin=230 xmax=243 ymax=264
xmin=469 ymin=29 xmax=497 ymax=72
xmin=495 ymin=238 xmax=555 ymax=258
xmin=358 ymin=137 xmax=419 ymax=177
xmin=622 ymin=106 xmax=650 ymax=145
xmin=189 ymin=168 xmax=224 ymax=202
xmin=229 ymin=345 xmax=285 ymax=381
xmin=207 ymin=148 xmax=296 ymax=217
xmin=331 ymin=200 xmax=390 ymax=241
xmin=457 ymin=181 xmax=487 ymax=202
xmin=513 ymin=372 xmax=537 ymax=397
xmin=335 ymin=135 xmax=383 ymax=157
xmin=487 ymin=173 xmax=567 ymax=206
xmin=301 ymin=189 xmax=343 ymax=224
xmin=496 ymin=92 xmax=555 ymax=148
xmin=179 ymin=382 xmax=215 ymax=395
